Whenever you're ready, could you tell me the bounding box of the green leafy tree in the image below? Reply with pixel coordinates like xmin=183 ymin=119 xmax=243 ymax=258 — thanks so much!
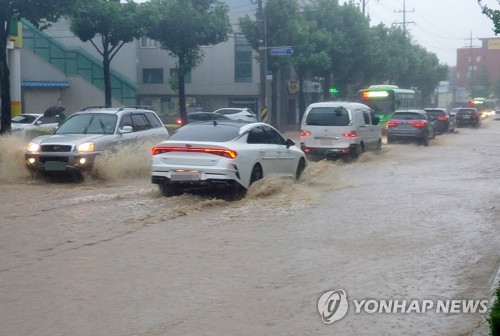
xmin=291 ymin=13 xmax=331 ymax=120
xmin=0 ymin=0 xmax=76 ymax=133
xmin=70 ymin=0 xmax=141 ymax=107
xmin=240 ymin=0 xmax=302 ymax=126
xmin=478 ymin=0 xmax=500 ymax=34
xmin=142 ymin=0 xmax=231 ymax=124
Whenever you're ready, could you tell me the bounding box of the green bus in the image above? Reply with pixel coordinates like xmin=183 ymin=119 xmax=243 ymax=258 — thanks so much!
xmin=467 ymin=97 xmax=498 ymax=117
xmin=356 ymin=85 xmax=418 ymax=126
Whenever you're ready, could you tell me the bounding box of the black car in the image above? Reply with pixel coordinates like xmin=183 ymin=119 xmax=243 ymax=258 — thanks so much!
xmin=455 ymin=108 xmax=481 ymax=128
xmin=424 ymin=108 xmax=456 ymax=134
xmin=386 ymin=110 xmax=436 ymax=146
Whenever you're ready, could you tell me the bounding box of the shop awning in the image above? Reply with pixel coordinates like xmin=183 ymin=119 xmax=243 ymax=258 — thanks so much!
xmin=21 ymin=81 xmax=70 ymax=88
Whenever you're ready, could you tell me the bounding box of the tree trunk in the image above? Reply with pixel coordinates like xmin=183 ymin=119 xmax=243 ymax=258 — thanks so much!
xmin=103 ymin=45 xmax=112 ymax=107
xmin=0 ymin=17 xmax=12 ymax=133
xmin=178 ymin=58 xmax=187 ymax=125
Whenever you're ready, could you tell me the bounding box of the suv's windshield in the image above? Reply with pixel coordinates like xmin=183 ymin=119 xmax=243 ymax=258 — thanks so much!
xmin=305 ymin=107 xmax=350 ymax=126
xmin=55 ymin=113 xmax=118 ymax=135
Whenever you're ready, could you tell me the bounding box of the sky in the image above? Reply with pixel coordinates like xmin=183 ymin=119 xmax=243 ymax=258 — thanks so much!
xmin=341 ymin=0 xmax=499 ymax=66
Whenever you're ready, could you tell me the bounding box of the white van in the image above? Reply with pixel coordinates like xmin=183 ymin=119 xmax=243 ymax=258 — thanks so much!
xmin=299 ymin=101 xmax=382 ymax=161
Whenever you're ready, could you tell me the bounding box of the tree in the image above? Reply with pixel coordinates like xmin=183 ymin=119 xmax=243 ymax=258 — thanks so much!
xmin=0 ymin=0 xmax=76 ymax=134
xmin=142 ymin=0 xmax=231 ymax=125
xmin=478 ymin=0 xmax=500 ymax=34
xmin=70 ymin=0 xmax=141 ymax=107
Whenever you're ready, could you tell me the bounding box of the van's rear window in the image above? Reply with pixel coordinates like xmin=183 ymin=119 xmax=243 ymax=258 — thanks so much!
xmin=305 ymin=107 xmax=350 ymax=126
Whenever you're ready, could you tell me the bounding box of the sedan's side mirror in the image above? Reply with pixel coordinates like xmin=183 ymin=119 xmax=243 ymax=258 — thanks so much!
xmin=119 ymin=125 xmax=133 ymax=134
xmin=286 ymin=138 xmax=295 ymax=148
xmin=373 ymin=117 xmax=380 ymax=125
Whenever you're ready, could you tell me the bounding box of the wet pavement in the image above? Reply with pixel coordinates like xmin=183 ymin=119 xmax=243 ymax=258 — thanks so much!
xmin=1 ymin=118 xmax=499 ymax=335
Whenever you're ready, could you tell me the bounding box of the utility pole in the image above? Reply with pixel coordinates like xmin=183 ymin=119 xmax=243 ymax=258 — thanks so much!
xmin=256 ymin=0 xmax=268 ymax=122
xmin=466 ymin=31 xmax=478 ymax=97
xmin=393 ymin=0 xmax=414 ymax=35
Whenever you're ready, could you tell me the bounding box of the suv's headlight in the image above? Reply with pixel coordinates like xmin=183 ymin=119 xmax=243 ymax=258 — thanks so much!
xmin=27 ymin=142 xmax=40 ymax=152
xmin=77 ymin=142 xmax=95 ymax=152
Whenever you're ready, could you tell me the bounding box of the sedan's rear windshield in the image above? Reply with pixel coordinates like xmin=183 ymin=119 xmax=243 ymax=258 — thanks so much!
xmin=55 ymin=113 xmax=117 ymax=135
xmin=425 ymin=110 xmax=446 ymax=117
xmin=170 ymin=123 xmax=241 ymax=142
xmin=392 ymin=112 xmax=422 ymax=120
xmin=305 ymin=107 xmax=350 ymax=126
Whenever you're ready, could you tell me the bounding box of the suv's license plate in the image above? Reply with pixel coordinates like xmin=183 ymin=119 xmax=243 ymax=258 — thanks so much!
xmin=45 ymin=161 xmax=66 ymax=171
xmin=171 ymin=171 xmax=200 ymax=181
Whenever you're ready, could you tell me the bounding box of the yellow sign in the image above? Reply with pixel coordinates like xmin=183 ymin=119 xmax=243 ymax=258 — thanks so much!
xmin=288 ymin=81 xmax=299 ymax=94
xmin=488 ymin=39 xmax=500 ymax=50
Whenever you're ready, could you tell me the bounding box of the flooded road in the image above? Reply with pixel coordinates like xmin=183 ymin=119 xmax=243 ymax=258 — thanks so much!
xmin=1 ymin=119 xmax=499 ymax=336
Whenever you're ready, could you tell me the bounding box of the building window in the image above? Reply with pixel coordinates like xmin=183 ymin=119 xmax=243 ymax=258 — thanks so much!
xmin=235 ymin=34 xmax=252 ymax=83
xmin=170 ymin=68 xmax=191 ymax=83
xmin=476 ymin=56 xmax=481 ymax=63
xmin=143 ymin=68 xmax=163 ymax=84
xmin=140 ymin=37 xmax=158 ymax=48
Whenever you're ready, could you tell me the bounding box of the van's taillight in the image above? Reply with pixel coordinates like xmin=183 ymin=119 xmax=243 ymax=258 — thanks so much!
xmin=409 ymin=121 xmax=427 ymax=128
xmin=438 ymin=116 xmax=448 ymax=121
xmin=342 ymin=131 xmax=357 ymax=137
xmin=303 ymin=147 xmax=310 ymax=153
xmin=386 ymin=120 xmax=401 ymax=127
xmin=152 ymin=146 xmax=237 ymax=159
xmin=300 ymin=130 xmax=311 ymax=136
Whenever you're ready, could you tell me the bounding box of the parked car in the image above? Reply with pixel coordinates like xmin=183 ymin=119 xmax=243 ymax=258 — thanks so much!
xmin=495 ymin=109 xmax=500 ymax=120
xmin=299 ymin=101 xmax=382 ymax=162
xmin=424 ymin=108 xmax=456 ymax=134
xmin=25 ymin=106 xmax=169 ymax=176
xmin=151 ymin=121 xmax=306 ymax=198
xmin=212 ymin=107 xmax=258 ymax=122
xmin=386 ymin=110 xmax=436 ymax=146
xmin=455 ymin=108 xmax=481 ymax=128
xmin=11 ymin=113 xmax=59 ymax=132
xmin=177 ymin=112 xmax=232 ymax=126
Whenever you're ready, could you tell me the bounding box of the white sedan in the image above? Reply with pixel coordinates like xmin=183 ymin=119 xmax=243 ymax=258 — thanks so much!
xmin=151 ymin=121 xmax=306 ymax=198
xmin=11 ymin=113 xmax=59 ymax=132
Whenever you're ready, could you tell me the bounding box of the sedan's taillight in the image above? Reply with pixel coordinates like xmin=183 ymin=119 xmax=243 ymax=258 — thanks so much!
xmin=151 ymin=146 xmax=237 ymax=159
xmin=409 ymin=121 xmax=427 ymax=128
xmin=438 ymin=116 xmax=448 ymax=121
xmin=386 ymin=120 xmax=401 ymax=127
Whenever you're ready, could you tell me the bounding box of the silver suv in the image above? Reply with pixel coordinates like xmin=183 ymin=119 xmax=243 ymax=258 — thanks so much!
xmin=25 ymin=106 xmax=169 ymax=175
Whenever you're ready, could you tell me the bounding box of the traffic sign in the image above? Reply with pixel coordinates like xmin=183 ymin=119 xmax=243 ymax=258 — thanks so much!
xmin=270 ymin=47 xmax=293 ymax=56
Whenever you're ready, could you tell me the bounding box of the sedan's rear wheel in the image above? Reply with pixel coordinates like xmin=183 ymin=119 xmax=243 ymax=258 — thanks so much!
xmin=420 ymin=135 xmax=429 ymax=146
xmin=295 ymin=158 xmax=306 ymax=180
xmin=249 ymin=164 xmax=263 ymax=186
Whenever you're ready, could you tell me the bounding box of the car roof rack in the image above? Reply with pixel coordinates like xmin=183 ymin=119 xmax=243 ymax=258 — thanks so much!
xmin=81 ymin=106 xmax=107 ymax=110
xmin=118 ymin=105 xmax=156 ymax=112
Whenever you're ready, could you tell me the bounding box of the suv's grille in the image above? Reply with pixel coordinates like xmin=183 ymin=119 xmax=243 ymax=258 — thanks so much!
xmin=41 ymin=145 xmax=72 ymax=152
xmin=40 ymin=156 xmax=69 ymax=163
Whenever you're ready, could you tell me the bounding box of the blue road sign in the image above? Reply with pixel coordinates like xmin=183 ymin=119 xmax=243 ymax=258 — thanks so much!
xmin=270 ymin=47 xmax=293 ymax=56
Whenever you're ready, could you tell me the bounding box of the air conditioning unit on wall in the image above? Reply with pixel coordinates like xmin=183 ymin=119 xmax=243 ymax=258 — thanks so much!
xmin=303 ymin=80 xmax=322 ymax=93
